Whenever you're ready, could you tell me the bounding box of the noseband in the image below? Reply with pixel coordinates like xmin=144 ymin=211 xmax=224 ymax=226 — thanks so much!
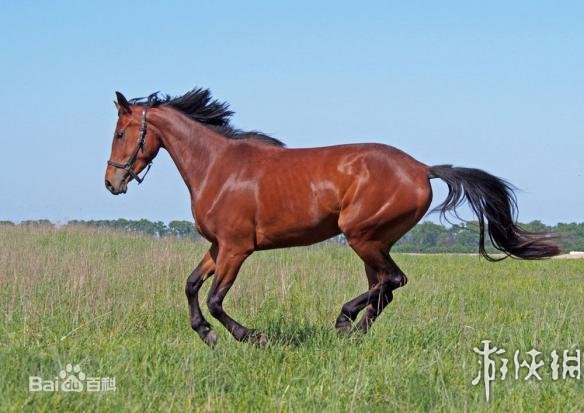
xmin=107 ymin=107 xmax=153 ymax=184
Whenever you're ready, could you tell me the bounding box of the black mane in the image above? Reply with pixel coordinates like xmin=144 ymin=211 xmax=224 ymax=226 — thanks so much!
xmin=129 ymin=88 xmax=285 ymax=147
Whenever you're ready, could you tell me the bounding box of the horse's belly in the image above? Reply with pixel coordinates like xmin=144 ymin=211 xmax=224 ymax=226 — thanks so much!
xmin=253 ymin=171 xmax=345 ymax=248
xmin=255 ymin=212 xmax=340 ymax=249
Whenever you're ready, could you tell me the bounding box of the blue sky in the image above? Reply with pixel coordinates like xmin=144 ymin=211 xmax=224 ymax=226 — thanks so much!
xmin=0 ymin=1 xmax=582 ymax=224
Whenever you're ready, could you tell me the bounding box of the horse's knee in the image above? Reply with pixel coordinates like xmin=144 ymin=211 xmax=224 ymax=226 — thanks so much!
xmin=185 ymin=280 xmax=197 ymax=298
xmin=185 ymin=270 xmax=206 ymax=297
xmin=207 ymin=295 xmax=223 ymax=318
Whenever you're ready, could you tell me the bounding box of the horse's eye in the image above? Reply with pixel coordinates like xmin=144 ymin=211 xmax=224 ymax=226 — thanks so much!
xmin=116 ymin=131 xmax=124 ymax=139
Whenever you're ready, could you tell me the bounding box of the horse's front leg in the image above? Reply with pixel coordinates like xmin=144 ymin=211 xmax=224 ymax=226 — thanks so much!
xmin=185 ymin=247 xmax=217 ymax=346
xmin=206 ymin=246 xmax=267 ymax=346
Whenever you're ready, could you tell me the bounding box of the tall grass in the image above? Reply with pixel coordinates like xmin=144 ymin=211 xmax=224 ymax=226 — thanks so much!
xmin=1 ymin=225 xmax=583 ymax=412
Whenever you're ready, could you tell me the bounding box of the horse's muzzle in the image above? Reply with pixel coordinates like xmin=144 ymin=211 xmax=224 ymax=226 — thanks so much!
xmin=105 ymin=178 xmax=127 ymax=195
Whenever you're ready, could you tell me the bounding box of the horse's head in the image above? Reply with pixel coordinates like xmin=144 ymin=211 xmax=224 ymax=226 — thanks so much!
xmin=105 ymin=92 xmax=162 ymax=195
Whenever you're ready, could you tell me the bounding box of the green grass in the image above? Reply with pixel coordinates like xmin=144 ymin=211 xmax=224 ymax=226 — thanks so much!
xmin=1 ymin=225 xmax=583 ymax=412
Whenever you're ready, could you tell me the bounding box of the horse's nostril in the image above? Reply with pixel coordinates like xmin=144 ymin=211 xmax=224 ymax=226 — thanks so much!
xmin=105 ymin=179 xmax=113 ymax=190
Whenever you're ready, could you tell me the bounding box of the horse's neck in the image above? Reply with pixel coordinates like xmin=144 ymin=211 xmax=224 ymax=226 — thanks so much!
xmin=150 ymin=108 xmax=226 ymax=198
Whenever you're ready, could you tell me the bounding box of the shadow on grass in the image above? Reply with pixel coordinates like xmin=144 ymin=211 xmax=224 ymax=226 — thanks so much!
xmin=262 ymin=320 xmax=367 ymax=348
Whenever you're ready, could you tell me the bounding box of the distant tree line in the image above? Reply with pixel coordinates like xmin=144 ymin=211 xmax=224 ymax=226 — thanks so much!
xmin=3 ymin=219 xmax=199 ymax=240
xmin=1 ymin=219 xmax=583 ymax=252
xmin=392 ymin=220 xmax=584 ymax=253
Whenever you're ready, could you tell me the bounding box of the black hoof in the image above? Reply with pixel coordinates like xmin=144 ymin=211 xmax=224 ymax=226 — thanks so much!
xmin=202 ymin=330 xmax=218 ymax=347
xmin=247 ymin=331 xmax=269 ymax=347
xmin=335 ymin=316 xmax=353 ymax=336
xmin=336 ymin=325 xmax=353 ymax=336
xmin=337 ymin=325 xmax=367 ymax=339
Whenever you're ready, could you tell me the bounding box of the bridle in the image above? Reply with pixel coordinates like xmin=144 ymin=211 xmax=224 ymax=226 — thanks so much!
xmin=107 ymin=107 xmax=153 ymax=184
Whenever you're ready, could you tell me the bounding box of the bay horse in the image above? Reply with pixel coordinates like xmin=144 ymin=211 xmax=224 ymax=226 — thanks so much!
xmin=105 ymin=88 xmax=560 ymax=347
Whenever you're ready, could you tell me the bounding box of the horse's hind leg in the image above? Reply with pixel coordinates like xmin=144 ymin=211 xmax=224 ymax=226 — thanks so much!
xmin=335 ymin=239 xmax=406 ymax=334
xmin=335 ymin=263 xmax=377 ymax=334
xmin=185 ymin=247 xmax=217 ymax=346
xmin=354 ymin=253 xmax=406 ymax=332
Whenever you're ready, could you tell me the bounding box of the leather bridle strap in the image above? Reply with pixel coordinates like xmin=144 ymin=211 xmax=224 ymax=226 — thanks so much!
xmin=107 ymin=107 xmax=153 ymax=184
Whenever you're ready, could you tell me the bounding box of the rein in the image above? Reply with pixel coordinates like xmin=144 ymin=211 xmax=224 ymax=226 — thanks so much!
xmin=107 ymin=107 xmax=153 ymax=184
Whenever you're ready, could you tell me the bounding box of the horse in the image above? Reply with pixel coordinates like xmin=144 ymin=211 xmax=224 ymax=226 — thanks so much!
xmin=105 ymin=87 xmax=560 ymax=347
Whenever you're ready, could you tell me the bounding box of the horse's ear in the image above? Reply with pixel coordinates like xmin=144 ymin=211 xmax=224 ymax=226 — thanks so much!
xmin=115 ymin=91 xmax=132 ymax=115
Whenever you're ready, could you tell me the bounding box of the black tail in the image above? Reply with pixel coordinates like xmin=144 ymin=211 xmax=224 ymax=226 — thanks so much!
xmin=429 ymin=165 xmax=560 ymax=261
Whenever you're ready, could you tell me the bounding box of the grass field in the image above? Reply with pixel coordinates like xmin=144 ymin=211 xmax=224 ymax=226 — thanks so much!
xmin=1 ymin=225 xmax=583 ymax=412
